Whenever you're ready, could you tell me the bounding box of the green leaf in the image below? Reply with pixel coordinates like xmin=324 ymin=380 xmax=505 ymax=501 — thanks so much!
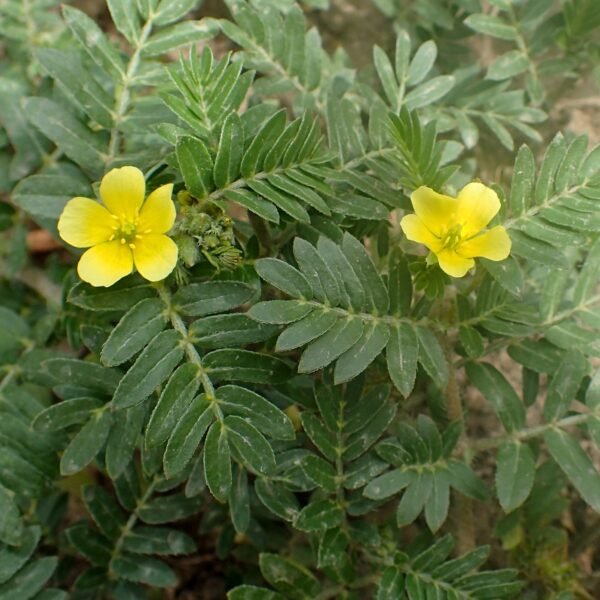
xmin=386 ymin=323 xmax=418 ymax=397
xmin=41 ymin=358 xmax=121 ymax=395
xmin=217 ymin=385 xmax=295 ymax=440
xmin=190 ymin=314 xmax=278 ymax=348
xmin=0 ymin=526 xmax=40 ymax=584
xmin=154 ymin=0 xmax=200 ymax=25
xmin=173 ymin=281 xmax=254 ymax=317
xmin=299 ymin=318 xmax=364 ymax=373
xmin=544 ymin=351 xmax=588 ymax=422
xmin=101 ymin=299 xmax=167 ymax=366
xmin=35 ymin=48 xmax=113 ymax=127
xmin=12 ymin=173 xmax=91 ymax=221
xmin=404 ymin=75 xmax=454 ymax=110
xmin=137 ymin=493 xmax=202 ymax=524
xmin=164 ymin=395 xmax=213 ymax=476
xmin=249 ymin=300 xmax=312 ymax=325
xmin=255 ymin=258 xmax=313 ymax=300
xmin=110 ymin=555 xmax=177 ymax=588
xmin=334 ymin=322 xmax=390 ymax=384
xmin=228 ymin=586 xmax=286 ymax=600
xmin=60 ymin=410 xmax=112 ymax=475
xmin=342 ymin=233 xmax=389 ymax=314
xmin=142 ymin=20 xmax=217 ymax=56
xmin=223 ymin=189 xmax=280 ymax=223
xmin=203 ymin=422 xmax=232 ymax=502
xmin=374 ymin=45 xmax=398 ymax=110
xmin=65 ymin=523 xmax=112 ymax=566
xmin=204 ymin=349 xmax=291 ymax=383
xmin=62 ymin=6 xmax=124 ymax=77
xmin=214 ymin=113 xmax=244 ymax=188
xmin=416 ymin=327 xmax=448 ymax=388
xmin=301 ymin=412 xmax=337 ymax=461
xmin=24 ymin=98 xmax=105 ymax=176
xmin=464 ymin=14 xmax=517 ymax=40
xmin=424 ymin=469 xmax=450 ymax=532
xmin=376 ymin=566 xmax=405 ymax=600
xmin=68 ymin=279 xmax=155 ymax=312
xmin=240 ymin=110 xmax=287 ymax=177
xmin=544 ymin=428 xmax=600 ymax=512
xmin=105 ymin=402 xmax=146 ymax=479
xmin=480 ymin=257 xmax=524 ymax=297
xmin=176 ymin=136 xmax=214 ymax=198
xmin=82 ymin=485 xmax=127 ymax=540
xmin=487 ymin=50 xmax=529 ymax=81
xmin=107 ymin=0 xmax=140 ymax=43
xmin=496 ymin=441 xmax=535 ymax=512
xmin=0 ymin=486 xmax=22 ymax=546
xmin=255 ymin=479 xmax=300 ymax=521
xmin=293 ymin=238 xmax=340 ymax=306
xmin=122 ymin=526 xmax=196 ymax=555
xmin=225 ymin=416 xmax=276 ymax=475
xmin=32 ymin=397 xmax=104 ymax=431
xmin=112 ymin=330 xmax=184 ymax=409
xmin=466 ymin=362 xmax=525 ymax=432
xmin=259 ymin=553 xmax=319 ymax=600
xmin=447 ymin=461 xmax=488 ymax=501
xmin=364 ymin=469 xmax=416 ymax=500
xmin=294 ymin=499 xmax=343 ymax=532
xmin=396 ymin=472 xmax=432 ymax=527
xmin=0 ymin=557 xmax=57 ymax=600
xmin=227 ymin=465 xmax=249 ymax=535
xmin=275 ymin=310 xmax=337 ymax=352
xmin=146 ymin=363 xmax=201 ymax=447
xmin=406 ymin=40 xmax=437 ymax=86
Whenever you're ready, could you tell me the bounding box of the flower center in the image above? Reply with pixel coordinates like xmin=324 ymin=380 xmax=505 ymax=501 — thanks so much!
xmin=441 ymin=224 xmax=463 ymax=251
xmin=110 ymin=215 xmax=143 ymax=248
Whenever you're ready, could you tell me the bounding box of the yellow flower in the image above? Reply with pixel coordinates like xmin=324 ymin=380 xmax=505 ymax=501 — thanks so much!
xmin=400 ymin=182 xmax=511 ymax=278
xmin=58 ymin=166 xmax=178 ymax=287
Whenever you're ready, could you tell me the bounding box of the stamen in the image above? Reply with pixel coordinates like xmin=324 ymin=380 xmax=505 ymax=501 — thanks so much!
xmin=129 ymin=243 xmax=136 ymax=249
xmin=109 ymin=234 xmax=115 ymax=241
xmin=120 ymin=238 xmax=126 ymax=244
xmin=143 ymin=229 xmax=152 ymax=234
xmin=135 ymin=234 xmax=142 ymax=239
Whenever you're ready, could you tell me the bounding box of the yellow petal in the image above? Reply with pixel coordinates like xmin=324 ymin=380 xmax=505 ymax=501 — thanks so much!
xmin=458 ymin=226 xmax=511 ymax=261
xmin=437 ymin=250 xmax=475 ymax=278
xmin=411 ymin=186 xmax=458 ymax=237
xmin=455 ymin=182 xmax=500 ymax=237
xmin=99 ymin=166 xmax=145 ymax=220
xmin=58 ymin=197 xmax=115 ymax=248
xmin=400 ymin=214 xmax=443 ymax=253
xmin=77 ymin=241 xmax=133 ymax=287
xmin=133 ymin=234 xmax=178 ymax=282
xmin=138 ymin=184 xmax=176 ymax=234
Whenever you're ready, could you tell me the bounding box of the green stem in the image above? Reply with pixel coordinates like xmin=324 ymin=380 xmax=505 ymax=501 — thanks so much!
xmin=156 ymin=283 xmax=223 ymax=422
xmin=105 ymin=15 xmax=155 ymax=168
xmin=109 ymin=477 xmax=158 ymax=572
xmin=468 ymin=411 xmax=596 ymax=453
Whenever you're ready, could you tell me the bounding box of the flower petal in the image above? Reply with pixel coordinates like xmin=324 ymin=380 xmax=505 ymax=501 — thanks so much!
xmin=77 ymin=241 xmax=133 ymax=287
xmin=411 ymin=186 xmax=458 ymax=237
xmin=99 ymin=166 xmax=145 ymax=220
xmin=133 ymin=234 xmax=178 ymax=282
xmin=455 ymin=182 xmax=500 ymax=237
xmin=58 ymin=197 xmax=115 ymax=248
xmin=400 ymin=214 xmax=443 ymax=253
xmin=138 ymin=184 xmax=176 ymax=234
xmin=437 ymin=250 xmax=475 ymax=278
xmin=458 ymin=226 xmax=511 ymax=261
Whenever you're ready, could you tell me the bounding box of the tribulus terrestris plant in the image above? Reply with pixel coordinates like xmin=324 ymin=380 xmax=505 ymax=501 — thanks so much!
xmin=1 ymin=0 xmax=600 ymax=598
